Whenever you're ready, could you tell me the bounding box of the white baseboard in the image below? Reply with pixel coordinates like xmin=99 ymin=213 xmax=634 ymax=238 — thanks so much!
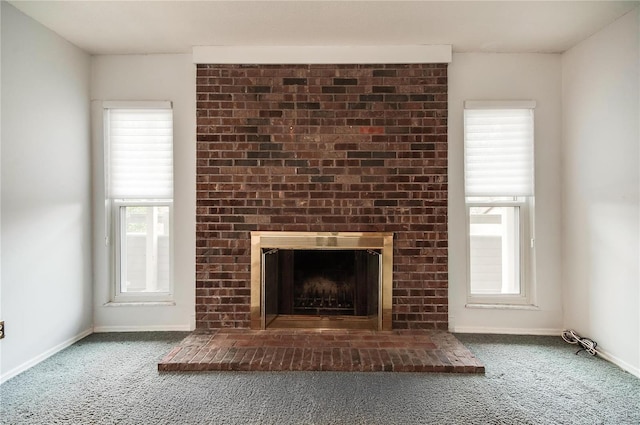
xmin=596 ymin=348 xmax=640 ymax=378
xmin=450 ymin=326 xmax=640 ymax=378
xmin=450 ymin=326 xmax=564 ymax=336
xmin=92 ymin=325 xmax=192 ymax=333
xmin=0 ymin=328 xmax=93 ymax=385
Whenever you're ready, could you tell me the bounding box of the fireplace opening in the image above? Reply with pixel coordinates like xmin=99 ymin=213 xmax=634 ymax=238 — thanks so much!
xmin=251 ymin=232 xmax=393 ymax=330
xmin=263 ymin=249 xmax=380 ymax=321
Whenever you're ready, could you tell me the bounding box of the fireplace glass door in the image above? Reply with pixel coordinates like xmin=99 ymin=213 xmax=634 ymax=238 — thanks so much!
xmin=262 ymin=249 xmax=380 ymax=327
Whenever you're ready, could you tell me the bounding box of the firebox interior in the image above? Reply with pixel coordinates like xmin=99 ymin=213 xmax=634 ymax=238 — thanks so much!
xmin=262 ymin=249 xmax=380 ymax=322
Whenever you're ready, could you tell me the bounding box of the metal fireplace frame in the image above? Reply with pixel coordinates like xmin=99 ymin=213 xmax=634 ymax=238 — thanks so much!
xmin=250 ymin=231 xmax=394 ymax=331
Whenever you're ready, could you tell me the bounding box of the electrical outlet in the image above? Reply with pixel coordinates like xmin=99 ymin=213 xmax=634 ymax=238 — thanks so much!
xmin=0 ymin=321 xmax=4 ymax=339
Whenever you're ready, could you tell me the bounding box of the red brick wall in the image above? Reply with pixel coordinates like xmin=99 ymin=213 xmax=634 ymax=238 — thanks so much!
xmin=196 ymin=64 xmax=448 ymax=330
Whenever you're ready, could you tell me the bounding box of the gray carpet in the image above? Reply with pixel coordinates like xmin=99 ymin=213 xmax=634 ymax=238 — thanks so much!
xmin=1 ymin=332 xmax=638 ymax=424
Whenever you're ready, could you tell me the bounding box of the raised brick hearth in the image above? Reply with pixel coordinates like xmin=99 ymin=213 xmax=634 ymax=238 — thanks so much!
xmin=158 ymin=330 xmax=484 ymax=373
xmin=196 ymin=63 xmax=448 ymax=330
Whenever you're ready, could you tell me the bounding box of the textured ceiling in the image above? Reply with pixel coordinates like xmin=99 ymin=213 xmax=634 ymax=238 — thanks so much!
xmin=8 ymin=1 xmax=639 ymax=55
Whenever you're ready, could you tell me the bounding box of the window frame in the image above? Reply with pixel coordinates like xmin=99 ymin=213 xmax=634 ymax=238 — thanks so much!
xmin=111 ymin=199 xmax=174 ymax=303
xmin=103 ymin=101 xmax=175 ymax=303
xmin=463 ymin=101 xmax=536 ymax=307
xmin=465 ymin=196 xmax=534 ymax=306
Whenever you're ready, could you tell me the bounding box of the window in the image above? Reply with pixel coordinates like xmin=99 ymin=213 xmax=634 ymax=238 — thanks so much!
xmin=104 ymin=102 xmax=173 ymax=302
xmin=464 ymin=101 xmax=535 ymax=305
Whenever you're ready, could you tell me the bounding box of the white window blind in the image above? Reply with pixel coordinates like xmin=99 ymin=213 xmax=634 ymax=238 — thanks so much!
xmin=464 ymin=107 xmax=534 ymax=197
xmin=107 ymin=108 xmax=173 ymax=199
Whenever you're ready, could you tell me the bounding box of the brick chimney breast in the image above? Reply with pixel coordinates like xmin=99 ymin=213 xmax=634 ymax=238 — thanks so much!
xmin=195 ymin=64 xmax=448 ymax=330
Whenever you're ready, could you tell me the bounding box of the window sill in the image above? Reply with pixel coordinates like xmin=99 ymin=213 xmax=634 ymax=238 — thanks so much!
xmin=103 ymin=301 xmax=176 ymax=307
xmin=465 ymin=303 xmax=539 ymax=311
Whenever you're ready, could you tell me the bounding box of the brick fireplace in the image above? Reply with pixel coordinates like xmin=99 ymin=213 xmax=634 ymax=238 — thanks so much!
xmin=196 ymin=63 xmax=448 ymax=331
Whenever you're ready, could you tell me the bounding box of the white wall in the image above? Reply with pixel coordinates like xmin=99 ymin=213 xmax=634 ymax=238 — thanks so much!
xmin=1 ymin=2 xmax=92 ymax=383
xmin=562 ymin=9 xmax=639 ymax=376
xmin=91 ymin=54 xmax=196 ymax=331
xmin=448 ymin=53 xmax=564 ymax=334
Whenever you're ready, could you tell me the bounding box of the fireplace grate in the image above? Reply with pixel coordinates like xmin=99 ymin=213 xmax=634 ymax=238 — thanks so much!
xmin=293 ymin=295 xmax=354 ymax=315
